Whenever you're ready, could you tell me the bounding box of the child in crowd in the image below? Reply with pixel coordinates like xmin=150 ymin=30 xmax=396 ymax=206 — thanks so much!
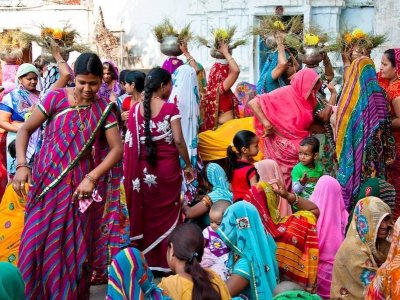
xmin=200 ymin=200 xmax=231 ymax=280
xmin=226 ymin=130 xmax=260 ymax=202
xmin=291 ymin=136 xmax=324 ymax=199
xmin=107 ymin=223 xmax=230 ymax=300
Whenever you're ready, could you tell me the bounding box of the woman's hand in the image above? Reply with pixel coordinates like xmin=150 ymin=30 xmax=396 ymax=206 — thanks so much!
xmin=218 ymin=41 xmax=230 ymax=57
xmin=109 ymin=93 xmax=117 ymax=103
xmin=262 ymin=120 xmax=274 ymax=136
xmin=13 ymin=166 xmax=32 ymax=197
xmin=184 ymin=167 xmax=195 ymax=184
xmin=327 ymin=81 xmax=337 ymax=95
xmin=72 ymin=177 xmax=96 ymax=204
xmin=272 ymin=180 xmax=289 ymax=199
xmin=179 ymin=41 xmax=189 ymax=55
xmin=121 ymin=111 xmax=129 ymax=121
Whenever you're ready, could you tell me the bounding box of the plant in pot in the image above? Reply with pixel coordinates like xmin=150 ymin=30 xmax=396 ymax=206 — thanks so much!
xmin=196 ymin=26 xmax=246 ymax=59
xmin=153 ymin=19 xmax=193 ymax=57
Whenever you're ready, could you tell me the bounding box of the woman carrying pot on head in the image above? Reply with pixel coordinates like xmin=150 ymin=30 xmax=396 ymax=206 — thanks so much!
xmin=0 ymin=63 xmax=40 ymax=179
xmin=200 ymin=41 xmax=240 ymax=132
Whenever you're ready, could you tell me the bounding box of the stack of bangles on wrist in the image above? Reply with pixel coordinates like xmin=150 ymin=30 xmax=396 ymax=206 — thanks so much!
xmin=16 ymin=163 xmax=31 ymax=170
xmin=85 ymin=174 xmax=98 ymax=186
xmin=184 ymin=166 xmax=193 ymax=172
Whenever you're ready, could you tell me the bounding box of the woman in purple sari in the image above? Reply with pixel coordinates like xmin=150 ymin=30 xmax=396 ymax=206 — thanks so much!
xmin=124 ymin=67 xmax=194 ymax=273
xmin=99 ymin=61 xmax=123 ymax=102
xmin=13 ymin=53 xmax=123 ymax=299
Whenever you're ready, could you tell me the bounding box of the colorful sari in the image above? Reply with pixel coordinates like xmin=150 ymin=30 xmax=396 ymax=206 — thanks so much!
xmin=336 ymin=57 xmax=395 ymax=210
xmin=254 ymin=159 xmax=292 ymax=217
xmin=256 ymin=50 xmax=288 ymax=94
xmin=254 ymin=68 xmax=319 ymax=189
xmin=309 ymin=176 xmax=348 ymax=299
xmin=0 ymin=262 xmax=24 ymax=300
xmin=99 ymin=61 xmax=123 ymax=100
xmin=0 ymin=184 xmax=28 ymax=265
xmin=200 ymin=61 xmax=239 ymax=131
xmin=168 ymin=65 xmax=200 ymax=203
xmin=0 ymin=131 xmax=7 ymax=198
xmin=245 ymin=182 xmax=319 ymax=292
xmin=331 ymin=197 xmax=391 ymax=300
xmin=206 ymin=162 xmax=233 ymax=203
xmin=366 ymin=216 xmax=400 ymax=300
xmin=18 ymin=88 xmax=120 ymax=299
xmin=217 ymin=201 xmax=279 ymax=300
xmin=235 ymin=82 xmax=256 ymax=117
xmin=162 ymin=57 xmax=183 ymax=75
xmin=123 ymin=101 xmax=182 ymax=272
xmin=378 ymin=48 xmax=400 ymax=221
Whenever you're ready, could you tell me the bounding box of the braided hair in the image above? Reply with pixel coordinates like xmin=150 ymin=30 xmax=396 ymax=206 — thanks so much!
xmin=143 ymin=67 xmax=171 ymax=165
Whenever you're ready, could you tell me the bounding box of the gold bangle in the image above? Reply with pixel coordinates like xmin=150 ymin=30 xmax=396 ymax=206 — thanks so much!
xmin=57 ymin=60 xmax=66 ymax=65
xmin=85 ymin=174 xmax=98 ymax=186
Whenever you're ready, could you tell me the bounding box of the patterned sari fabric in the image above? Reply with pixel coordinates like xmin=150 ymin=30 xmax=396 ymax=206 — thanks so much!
xmin=254 ymin=68 xmax=319 ymax=189
xmin=217 ymin=201 xmax=279 ymax=300
xmin=18 ymin=89 xmax=120 ymax=299
xmin=200 ymin=62 xmax=239 ymax=131
xmin=0 ymin=184 xmax=28 ymax=265
xmin=256 ymin=50 xmax=288 ymax=94
xmin=335 ymin=57 xmax=395 ymax=210
xmin=162 ymin=57 xmax=183 ymax=75
xmin=123 ymin=102 xmax=182 ymax=272
xmin=378 ymin=48 xmax=400 ymax=221
xmin=0 ymin=132 xmax=7 ymax=198
xmin=309 ymin=176 xmax=348 ymax=298
xmin=168 ymin=65 xmax=200 ymax=203
xmin=235 ymin=81 xmax=256 ymax=117
xmin=366 ymin=216 xmax=400 ymax=300
xmin=331 ymin=197 xmax=391 ymax=300
xmin=107 ymin=247 xmax=171 ymax=300
xmin=245 ymin=182 xmax=319 ymax=292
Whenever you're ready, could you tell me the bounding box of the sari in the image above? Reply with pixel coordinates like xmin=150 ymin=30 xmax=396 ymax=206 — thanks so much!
xmin=246 ymin=182 xmax=319 ymax=292
xmin=99 ymin=61 xmax=123 ymax=100
xmin=206 ymin=162 xmax=233 ymax=203
xmin=162 ymin=57 xmax=183 ymax=75
xmin=0 ymin=131 xmax=7 ymax=198
xmin=256 ymin=50 xmax=288 ymax=94
xmin=168 ymin=65 xmax=200 ymax=203
xmin=200 ymin=61 xmax=239 ymax=131
xmin=366 ymin=216 xmax=400 ymax=300
xmin=123 ymin=101 xmax=182 ymax=272
xmin=331 ymin=197 xmax=391 ymax=300
xmin=235 ymin=82 xmax=256 ymax=117
xmin=254 ymin=159 xmax=292 ymax=217
xmin=18 ymin=88 xmax=120 ymax=299
xmin=198 ymin=117 xmax=263 ymax=162
xmin=378 ymin=48 xmax=400 ymax=221
xmin=217 ymin=201 xmax=279 ymax=299
xmin=254 ymin=68 xmax=319 ymax=189
xmin=273 ymin=290 xmax=322 ymax=300
xmin=309 ymin=175 xmax=348 ymax=298
xmin=0 ymin=184 xmax=28 ymax=265
xmin=0 ymin=262 xmax=24 ymax=300
xmin=336 ymin=57 xmax=395 ymax=210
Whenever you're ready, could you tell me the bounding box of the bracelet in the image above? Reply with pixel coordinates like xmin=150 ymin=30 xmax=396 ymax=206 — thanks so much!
xmin=291 ymin=193 xmax=299 ymax=207
xmin=85 ymin=174 xmax=98 ymax=186
xmin=57 ymin=60 xmax=66 ymax=65
xmin=187 ymin=56 xmax=195 ymax=64
xmin=16 ymin=163 xmax=31 ymax=170
xmin=184 ymin=165 xmax=193 ymax=172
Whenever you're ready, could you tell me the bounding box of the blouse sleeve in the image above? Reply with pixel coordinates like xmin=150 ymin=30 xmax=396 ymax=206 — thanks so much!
xmin=169 ymin=103 xmax=181 ymax=122
xmin=232 ymin=257 xmax=251 ymax=281
xmin=104 ymin=109 xmax=118 ymax=130
xmin=0 ymin=93 xmax=13 ymax=114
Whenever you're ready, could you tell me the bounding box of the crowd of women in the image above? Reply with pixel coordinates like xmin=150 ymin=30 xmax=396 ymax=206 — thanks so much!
xmin=0 ymin=24 xmax=399 ymax=300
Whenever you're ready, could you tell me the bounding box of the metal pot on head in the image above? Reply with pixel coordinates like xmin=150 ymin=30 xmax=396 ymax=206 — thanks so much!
xmin=300 ymin=46 xmax=324 ymax=66
xmin=40 ymin=47 xmax=70 ymax=64
xmin=210 ymin=46 xmax=232 ymax=59
xmin=160 ymin=35 xmax=183 ymax=57
xmin=264 ymin=35 xmax=277 ymax=49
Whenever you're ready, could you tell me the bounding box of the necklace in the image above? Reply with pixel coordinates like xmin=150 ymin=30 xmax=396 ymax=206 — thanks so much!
xmin=73 ymin=90 xmax=92 ymax=132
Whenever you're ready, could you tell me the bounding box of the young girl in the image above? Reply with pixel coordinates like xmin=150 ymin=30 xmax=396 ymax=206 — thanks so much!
xmin=120 ymin=71 xmax=146 ymax=121
xmin=226 ymin=130 xmax=260 ymax=202
xmin=107 ymin=223 xmax=231 ymax=300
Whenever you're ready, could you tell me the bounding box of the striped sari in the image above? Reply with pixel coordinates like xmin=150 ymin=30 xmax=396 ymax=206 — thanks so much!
xmin=335 ymin=57 xmax=395 ymax=210
xmin=18 ymin=89 xmax=120 ymax=299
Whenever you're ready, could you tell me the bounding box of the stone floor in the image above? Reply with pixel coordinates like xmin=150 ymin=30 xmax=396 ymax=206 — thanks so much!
xmin=90 ymin=285 xmax=107 ymax=300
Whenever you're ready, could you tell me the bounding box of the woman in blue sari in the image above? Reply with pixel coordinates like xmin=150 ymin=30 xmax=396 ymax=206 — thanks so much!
xmin=217 ymin=201 xmax=279 ymax=299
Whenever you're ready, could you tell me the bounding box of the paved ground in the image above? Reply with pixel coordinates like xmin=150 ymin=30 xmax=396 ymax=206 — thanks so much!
xmin=90 ymin=285 xmax=107 ymax=300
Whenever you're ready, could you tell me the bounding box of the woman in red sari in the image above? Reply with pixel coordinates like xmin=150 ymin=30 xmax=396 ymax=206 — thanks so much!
xmin=123 ymin=67 xmax=194 ymax=273
xmin=200 ymin=42 xmax=240 ymax=131
xmin=249 ymin=68 xmax=321 ymax=188
xmin=378 ymin=48 xmax=400 ymax=220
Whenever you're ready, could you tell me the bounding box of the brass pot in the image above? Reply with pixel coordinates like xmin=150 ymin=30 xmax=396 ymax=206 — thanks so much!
xmin=160 ymin=35 xmax=182 ymax=57
xmin=0 ymin=51 xmax=22 ymax=64
xmin=300 ymin=46 xmax=323 ymax=66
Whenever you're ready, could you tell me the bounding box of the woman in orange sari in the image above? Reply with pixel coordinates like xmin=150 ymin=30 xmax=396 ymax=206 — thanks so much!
xmin=378 ymin=48 xmax=400 ymax=220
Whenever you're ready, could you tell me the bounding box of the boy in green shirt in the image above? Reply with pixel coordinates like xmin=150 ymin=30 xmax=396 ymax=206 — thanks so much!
xmin=291 ymin=136 xmax=324 ymax=199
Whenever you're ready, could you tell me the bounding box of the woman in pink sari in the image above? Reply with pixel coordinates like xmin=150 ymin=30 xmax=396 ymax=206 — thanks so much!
xmin=309 ymin=175 xmax=348 ymax=299
xmin=123 ymin=67 xmax=194 ymax=273
xmin=249 ymin=68 xmax=321 ymax=188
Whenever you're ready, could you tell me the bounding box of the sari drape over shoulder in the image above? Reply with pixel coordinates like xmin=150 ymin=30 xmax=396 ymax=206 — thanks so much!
xmin=18 ymin=89 xmax=120 ymax=299
xmin=336 ymin=57 xmax=395 ymax=210
xmin=245 ymin=182 xmax=319 ymax=292
xmin=254 ymin=68 xmax=319 ymax=188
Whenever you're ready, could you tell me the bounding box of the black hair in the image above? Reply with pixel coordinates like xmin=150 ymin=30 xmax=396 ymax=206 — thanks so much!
xmin=299 ymin=136 xmax=320 ymax=153
xmin=384 ymin=49 xmax=396 ymax=68
xmin=74 ymin=53 xmax=103 ymax=78
xmin=119 ymin=69 xmax=130 ymax=84
xmin=103 ymin=62 xmax=118 ymax=80
xmin=125 ymin=71 xmax=146 ymax=93
xmin=168 ymin=223 xmax=222 ymax=300
xmin=143 ymin=67 xmax=171 ymax=165
xmin=226 ymin=130 xmax=257 ymax=181
xmin=8 ymin=140 xmax=16 ymax=159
